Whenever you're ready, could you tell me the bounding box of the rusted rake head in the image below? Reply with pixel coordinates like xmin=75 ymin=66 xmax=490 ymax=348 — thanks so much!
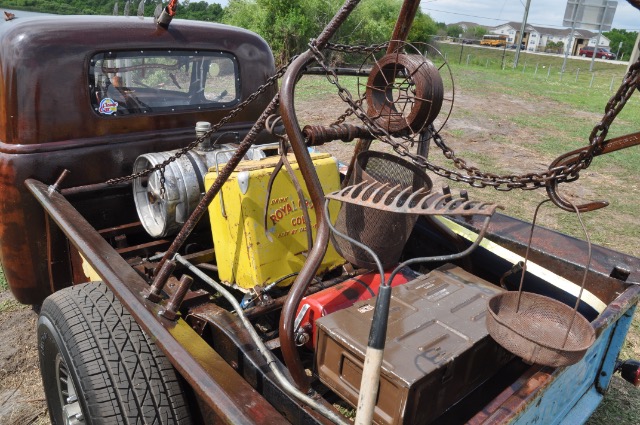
xmin=326 ymin=182 xmax=501 ymax=217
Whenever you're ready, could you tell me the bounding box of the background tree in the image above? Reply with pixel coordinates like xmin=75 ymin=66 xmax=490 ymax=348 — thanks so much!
xmin=465 ymin=26 xmax=487 ymax=40
xmin=223 ymin=0 xmax=437 ymax=65
xmin=603 ymin=28 xmax=638 ymax=59
xmin=446 ymin=24 xmax=464 ymax=38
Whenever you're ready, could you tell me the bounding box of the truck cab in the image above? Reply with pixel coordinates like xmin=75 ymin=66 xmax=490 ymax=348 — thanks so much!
xmin=0 ymin=15 xmax=277 ymax=304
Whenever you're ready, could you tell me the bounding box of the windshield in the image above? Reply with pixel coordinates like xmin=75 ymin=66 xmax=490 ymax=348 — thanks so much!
xmin=89 ymin=50 xmax=240 ymax=116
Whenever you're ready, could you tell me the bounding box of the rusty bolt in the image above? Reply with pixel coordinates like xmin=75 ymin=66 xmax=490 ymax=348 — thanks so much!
xmin=144 ymin=260 xmax=176 ymax=303
xmin=160 ymin=274 xmax=193 ymax=321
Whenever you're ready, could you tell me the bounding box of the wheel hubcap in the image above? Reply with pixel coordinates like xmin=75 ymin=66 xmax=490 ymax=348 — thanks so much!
xmin=55 ymin=354 xmax=85 ymax=425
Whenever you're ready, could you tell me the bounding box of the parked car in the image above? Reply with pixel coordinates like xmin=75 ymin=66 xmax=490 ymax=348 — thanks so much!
xmin=579 ymin=46 xmax=617 ymax=59
xmin=508 ymin=43 xmax=526 ymax=50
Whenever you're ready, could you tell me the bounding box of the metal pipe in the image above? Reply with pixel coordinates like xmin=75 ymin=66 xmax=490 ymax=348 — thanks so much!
xmin=175 ymin=254 xmax=348 ymax=425
xmin=278 ymin=0 xmax=362 ymax=392
xmin=387 ymin=0 xmax=421 ymax=53
xmin=61 ymin=181 xmax=131 ymax=197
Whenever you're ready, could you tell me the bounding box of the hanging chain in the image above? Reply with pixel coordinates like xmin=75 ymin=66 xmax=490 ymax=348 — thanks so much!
xmin=325 ymin=42 xmax=387 ymax=126
xmin=105 ymin=56 xmax=296 ymax=185
xmin=311 ymin=40 xmax=640 ymax=191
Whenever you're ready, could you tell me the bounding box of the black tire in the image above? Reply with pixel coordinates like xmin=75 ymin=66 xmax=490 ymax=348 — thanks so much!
xmin=38 ymin=281 xmax=192 ymax=425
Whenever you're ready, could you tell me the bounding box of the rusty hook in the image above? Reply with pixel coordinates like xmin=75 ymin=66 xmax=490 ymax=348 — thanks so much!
xmin=545 ymin=149 xmax=609 ymax=213
xmin=546 ymin=131 xmax=640 ymax=212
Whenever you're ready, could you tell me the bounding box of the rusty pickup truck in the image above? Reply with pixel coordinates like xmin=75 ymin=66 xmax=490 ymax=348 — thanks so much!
xmin=1 ymin=1 xmax=639 ymax=424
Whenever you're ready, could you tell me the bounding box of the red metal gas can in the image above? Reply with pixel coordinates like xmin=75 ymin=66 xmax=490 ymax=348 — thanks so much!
xmin=296 ymin=268 xmax=417 ymax=349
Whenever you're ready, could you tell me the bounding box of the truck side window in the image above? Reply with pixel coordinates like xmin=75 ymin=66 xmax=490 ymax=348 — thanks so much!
xmin=89 ymin=50 xmax=239 ymax=116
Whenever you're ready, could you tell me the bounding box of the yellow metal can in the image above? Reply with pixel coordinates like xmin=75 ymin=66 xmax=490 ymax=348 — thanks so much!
xmin=205 ymin=153 xmax=345 ymax=289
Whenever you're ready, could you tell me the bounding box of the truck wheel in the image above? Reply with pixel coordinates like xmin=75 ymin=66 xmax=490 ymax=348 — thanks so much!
xmin=37 ymin=282 xmax=192 ymax=425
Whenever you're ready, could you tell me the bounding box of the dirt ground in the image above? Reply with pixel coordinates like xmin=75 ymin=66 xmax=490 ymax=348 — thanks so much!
xmin=0 ymin=292 xmax=48 ymax=424
xmin=0 ymin=75 xmax=638 ymax=424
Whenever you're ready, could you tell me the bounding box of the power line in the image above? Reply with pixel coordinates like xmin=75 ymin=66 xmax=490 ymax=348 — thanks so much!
xmin=422 ymin=7 xmax=640 ymax=31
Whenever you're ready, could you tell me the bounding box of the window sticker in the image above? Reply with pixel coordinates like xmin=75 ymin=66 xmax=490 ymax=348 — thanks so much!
xmin=99 ymin=98 xmax=119 ymax=115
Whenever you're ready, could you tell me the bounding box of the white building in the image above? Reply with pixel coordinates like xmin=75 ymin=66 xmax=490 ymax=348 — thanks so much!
xmin=488 ymin=22 xmax=610 ymax=53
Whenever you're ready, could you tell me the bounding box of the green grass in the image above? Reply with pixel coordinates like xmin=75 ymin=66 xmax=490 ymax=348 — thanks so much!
xmin=0 ymin=297 xmax=20 ymax=313
xmin=0 ymin=265 xmax=6 ymax=292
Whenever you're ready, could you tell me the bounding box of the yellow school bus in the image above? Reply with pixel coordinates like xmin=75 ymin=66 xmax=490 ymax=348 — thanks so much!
xmin=480 ymin=34 xmax=508 ymax=47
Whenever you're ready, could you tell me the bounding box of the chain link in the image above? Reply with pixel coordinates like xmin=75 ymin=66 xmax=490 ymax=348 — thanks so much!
xmin=324 ymin=42 xmax=387 ymax=126
xmin=106 ymin=38 xmax=638 ymax=193
xmin=312 ymin=41 xmax=640 ymax=191
xmin=105 ymin=56 xmax=296 ymax=185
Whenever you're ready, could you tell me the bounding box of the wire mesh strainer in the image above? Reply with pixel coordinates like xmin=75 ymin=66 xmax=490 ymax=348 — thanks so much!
xmin=331 ymin=151 xmax=432 ymax=269
xmin=486 ymin=199 xmax=596 ymax=367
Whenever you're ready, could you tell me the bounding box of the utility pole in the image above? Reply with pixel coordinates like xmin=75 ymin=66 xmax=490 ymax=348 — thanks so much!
xmin=514 ymin=0 xmax=532 ymax=68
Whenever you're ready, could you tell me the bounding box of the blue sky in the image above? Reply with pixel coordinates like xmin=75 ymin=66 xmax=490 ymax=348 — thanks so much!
xmin=209 ymin=1 xmax=639 ymax=30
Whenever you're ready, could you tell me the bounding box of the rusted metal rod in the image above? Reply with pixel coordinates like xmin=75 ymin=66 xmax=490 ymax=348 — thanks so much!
xmin=61 ymin=180 xmax=130 ymax=197
xmin=278 ymin=0 xmax=363 ymax=392
xmin=387 ymin=0 xmax=421 ymax=54
xmin=160 ymin=274 xmax=193 ymax=321
xmin=145 ymin=260 xmax=176 ymax=302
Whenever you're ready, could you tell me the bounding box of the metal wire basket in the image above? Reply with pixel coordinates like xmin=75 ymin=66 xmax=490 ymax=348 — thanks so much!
xmin=331 ymin=151 xmax=432 ymax=269
xmin=485 ymin=199 xmax=596 ymax=367
xmin=486 ymin=292 xmax=595 ymax=367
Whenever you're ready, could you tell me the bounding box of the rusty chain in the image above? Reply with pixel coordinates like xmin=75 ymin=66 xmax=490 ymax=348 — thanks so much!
xmin=325 ymin=42 xmax=387 ymax=126
xmin=106 ymin=34 xmax=638 ymax=194
xmin=311 ymin=40 xmax=640 ymax=191
xmin=106 ymin=56 xmax=296 ymax=185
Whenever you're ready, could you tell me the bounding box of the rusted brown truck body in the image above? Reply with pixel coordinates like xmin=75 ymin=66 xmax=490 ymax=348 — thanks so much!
xmin=0 ymin=16 xmax=276 ymax=304
xmin=1 ymin=8 xmax=639 ymax=425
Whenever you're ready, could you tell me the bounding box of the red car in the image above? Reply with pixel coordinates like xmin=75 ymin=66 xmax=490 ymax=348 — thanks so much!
xmin=579 ymin=46 xmax=617 ymax=59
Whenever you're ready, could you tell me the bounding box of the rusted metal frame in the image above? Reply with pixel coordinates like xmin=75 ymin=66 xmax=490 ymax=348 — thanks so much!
xmin=304 ymin=66 xmax=370 ymax=77
xmin=387 ymin=0 xmax=421 ymax=54
xmin=591 ymin=284 xmax=640 ymax=335
xmin=458 ymin=213 xmax=636 ymax=301
xmin=278 ymin=0 xmax=363 ymax=392
xmin=189 ymin=304 xmax=339 ymax=425
xmin=97 ymin=221 xmax=142 ymax=239
xmin=26 ymin=178 xmax=287 ymax=424
xmin=116 ymin=239 xmax=170 ymax=256
xmin=45 ymin=214 xmax=73 ymax=292
xmin=466 ymin=365 xmax=551 ymax=425
xmin=152 ymin=94 xmax=281 ymax=287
